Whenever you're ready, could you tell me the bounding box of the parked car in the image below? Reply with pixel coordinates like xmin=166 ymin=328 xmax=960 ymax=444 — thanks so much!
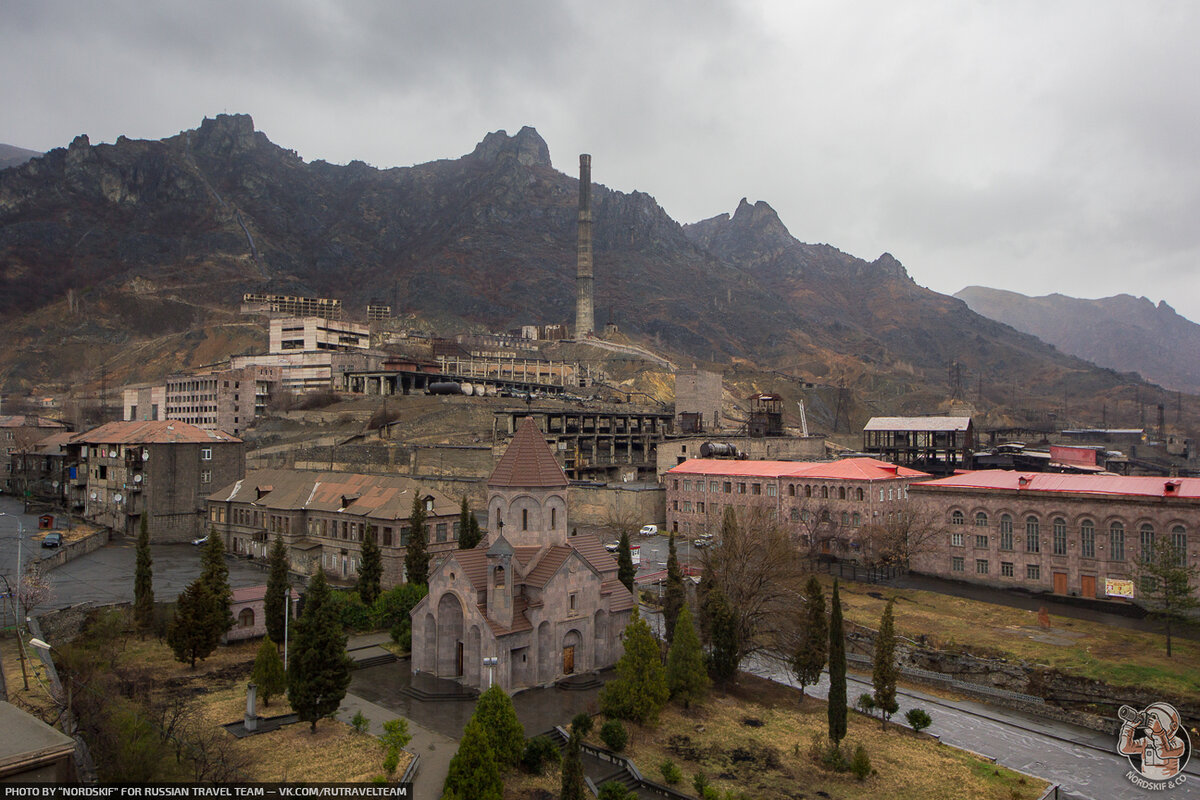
xmin=639 ymin=524 xmax=659 ymax=537
xmin=191 ymin=536 xmax=209 ymax=546
xmin=693 ymin=537 xmax=709 ymax=548
xmin=605 ymin=540 xmax=620 ymax=552
xmin=41 ymin=532 xmax=63 ymax=548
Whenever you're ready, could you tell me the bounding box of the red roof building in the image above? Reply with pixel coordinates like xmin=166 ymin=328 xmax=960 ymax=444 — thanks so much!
xmin=910 ymin=470 xmax=1199 ymax=599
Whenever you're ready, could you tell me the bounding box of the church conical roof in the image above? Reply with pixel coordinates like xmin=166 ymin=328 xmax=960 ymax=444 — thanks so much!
xmin=488 ymin=417 xmax=569 ymax=488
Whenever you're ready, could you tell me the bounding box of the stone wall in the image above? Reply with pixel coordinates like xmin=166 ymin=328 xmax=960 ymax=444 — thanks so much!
xmin=29 ymin=528 xmax=109 ymax=572
xmin=567 ymin=483 xmax=664 ymax=530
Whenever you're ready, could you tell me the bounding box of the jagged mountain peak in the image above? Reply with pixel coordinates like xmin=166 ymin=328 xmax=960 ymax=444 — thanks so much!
xmin=871 ymin=252 xmax=910 ymax=281
xmin=468 ymin=126 xmax=552 ymax=169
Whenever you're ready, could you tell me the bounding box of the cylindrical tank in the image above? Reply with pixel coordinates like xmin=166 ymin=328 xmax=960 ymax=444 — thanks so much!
xmin=700 ymin=441 xmax=740 ymax=458
xmin=427 ymin=382 xmax=463 ymax=395
xmin=461 ymin=382 xmax=474 ymax=396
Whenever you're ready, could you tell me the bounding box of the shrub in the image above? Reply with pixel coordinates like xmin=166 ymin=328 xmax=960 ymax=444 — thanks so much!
xmin=328 ymin=590 xmax=373 ymax=631
xmin=856 ymin=692 xmax=876 ymax=715
xmin=659 ymin=759 xmax=682 ymax=785
xmin=373 ymin=583 xmax=427 ymax=630
xmin=598 ymin=782 xmax=633 ymax=800
xmin=599 ymin=719 xmax=628 ymax=752
xmin=521 ymin=736 xmax=561 ymax=775
xmin=693 ymin=771 xmax=710 ymax=796
xmin=350 ymin=711 xmax=369 ymax=734
xmin=906 ymin=708 xmax=933 ymax=733
xmin=849 ymin=743 xmax=872 ymax=780
xmin=571 ymin=712 xmax=594 ymax=738
xmin=390 ymin=619 xmax=412 ymax=651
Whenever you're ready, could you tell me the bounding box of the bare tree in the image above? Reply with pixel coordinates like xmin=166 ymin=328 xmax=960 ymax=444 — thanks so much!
xmin=19 ymin=565 xmax=55 ymax=618
xmin=858 ymin=507 xmax=941 ymax=567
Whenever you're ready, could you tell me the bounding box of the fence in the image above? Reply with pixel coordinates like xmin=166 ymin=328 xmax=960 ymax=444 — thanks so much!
xmin=813 ymin=559 xmax=904 ymax=583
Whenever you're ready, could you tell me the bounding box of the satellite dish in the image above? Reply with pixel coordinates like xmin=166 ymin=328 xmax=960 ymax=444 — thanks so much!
xmin=134 ymin=474 xmax=142 ymax=483
xmin=90 ymin=492 xmax=97 ymax=500
xmin=114 ymin=493 xmax=123 ymax=503
xmin=52 ymin=481 xmax=59 ymax=488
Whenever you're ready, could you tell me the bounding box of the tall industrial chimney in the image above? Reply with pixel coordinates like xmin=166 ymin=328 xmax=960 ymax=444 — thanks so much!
xmin=574 ymin=154 xmax=595 ymax=338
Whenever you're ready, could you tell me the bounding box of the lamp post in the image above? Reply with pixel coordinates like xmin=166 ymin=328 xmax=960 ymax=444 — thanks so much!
xmin=0 ymin=511 xmax=25 ymax=624
xmin=482 ymin=656 xmax=498 ymax=689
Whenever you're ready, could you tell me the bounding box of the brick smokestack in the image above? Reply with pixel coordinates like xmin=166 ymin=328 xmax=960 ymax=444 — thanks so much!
xmin=574 ymin=154 xmax=594 ymax=338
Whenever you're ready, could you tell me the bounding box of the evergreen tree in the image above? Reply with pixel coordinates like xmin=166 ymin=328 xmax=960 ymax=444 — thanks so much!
xmin=287 ymin=568 xmax=353 ymax=733
xmin=251 ymin=637 xmax=287 ymax=706
xmin=663 ymin=533 xmax=685 ymax=645
xmin=665 ymin=604 xmax=709 ymax=708
xmin=357 ymin=524 xmax=383 ymax=605
xmin=133 ymin=514 xmax=154 ymax=635
xmin=827 ymin=579 xmax=848 ymax=744
xmin=705 ymin=587 xmax=739 ymax=686
xmin=404 ymin=494 xmax=430 ymax=586
xmin=617 ymin=531 xmax=636 ymax=594
xmin=472 ymin=684 xmax=525 ymax=768
xmin=264 ymin=534 xmax=290 ymax=647
xmin=791 ymin=576 xmax=828 ymax=697
xmin=442 ymin=719 xmax=503 ymax=800
xmin=600 ymin=611 xmax=670 ymax=724
xmin=1134 ymin=539 xmax=1200 ymax=657
xmin=872 ymin=598 xmax=899 ymax=727
xmin=560 ymin=731 xmax=587 ymax=800
xmin=166 ymin=579 xmax=221 ymax=668
xmin=457 ymin=496 xmax=483 ymax=549
xmin=200 ymin=531 xmax=233 ymax=635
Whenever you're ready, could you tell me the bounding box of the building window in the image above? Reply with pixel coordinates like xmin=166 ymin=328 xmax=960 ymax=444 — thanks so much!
xmin=710 ymin=481 xmax=719 ymax=493
xmin=1140 ymin=524 xmax=1155 ymax=563
xmin=569 ymin=593 xmax=577 ymax=611
xmin=1053 ymin=517 xmax=1067 ymax=556
xmin=852 ymin=512 xmax=860 ymax=526
xmin=752 ymin=483 xmax=761 ymax=495
xmin=838 ymin=487 xmax=847 ymax=500
xmin=522 ymin=509 xmax=528 ymax=530
xmin=1025 ymin=516 xmax=1040 ymax=553
xmin=1110 ymin=522 xmax=1125 ymax=561
xmin=790 ymin=508 xmax=800 ymax=522
xmin=880 ymin=488 xmax=885 ymax=501
xmin=673 ymin=480 xmax=679 ymax=490
xmin=1001 ymin=562 xmax=1014 ymax=577
xmin=436 ymin=523 xmax=447 ymax=543
xmin=976 ymin=559 xmax=989 ymax=575
xmin=1171 ymin=525 xmax=1187 ymax=567
xmin=805 ymin=485 xmax=813 ymax=498
xmin=383 ymin=527 xmax=393 ymax=547
xmin=238 ymin=608 xmax=255 ymax=629
xmin=950 ymin=510 xmax=964 ymax=526
xmin=1081 ymin=520 xmax=1095 ymax=558
xmin=952 ymin=556 xmax=964 ymax=572
xmin=999 ymin=514 xmax=1013 ymax=551
xmin=683 ymin=480 xmax=691 ymax=491
xmin=975 ymin=534 xmax=988 ymax=549
xmin=767 ymin=484 xmax=777 ymax=497
xmin=788 ymin=484 xmax=796 ymax=497
xmin=400 ymin=526 xmax=410 ymax=547
xmin=201 ymin=447 xmax=212 ymax=460
xmin=201 ymin=470 xmax=211 ymax=484
xmin=697 ymin=502 xmax=705 ymax=513
xmin=841 ymin=512 xmax=849 ymax=525
xmin=673 ymin=500 xmax=679 ymax=511
xmin=951 ymin=532 xmax=964 ymax=547
xmin=1026 ymin=564 xmax=1041 ymax=580
xmin=724 ymin=482 xmax=732 ymax=493
xmin=974 ymin=512 xmax=988 ymax=527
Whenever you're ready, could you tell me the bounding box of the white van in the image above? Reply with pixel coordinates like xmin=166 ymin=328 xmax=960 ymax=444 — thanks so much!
xmin=639 ymin=524 xmax=659 ymax=537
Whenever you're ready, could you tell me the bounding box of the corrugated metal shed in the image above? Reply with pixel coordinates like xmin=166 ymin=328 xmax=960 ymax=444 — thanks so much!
xmin=863 ymin=416 xmax=972 ymax=432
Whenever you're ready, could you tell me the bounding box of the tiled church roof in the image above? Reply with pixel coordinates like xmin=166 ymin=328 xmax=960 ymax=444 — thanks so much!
xmin=487 ymin=417 xmax=569 ymax=488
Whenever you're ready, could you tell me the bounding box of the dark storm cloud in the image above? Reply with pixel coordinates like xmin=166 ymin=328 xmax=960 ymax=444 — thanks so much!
xmin=2 ymin=1 xmax=1199 ymax=319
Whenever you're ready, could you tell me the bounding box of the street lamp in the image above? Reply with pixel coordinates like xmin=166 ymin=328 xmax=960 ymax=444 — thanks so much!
xmin=482 ymin=656 xmax=498 ymax=689
xmin=0 ymin=510 xmax=26 ymax=627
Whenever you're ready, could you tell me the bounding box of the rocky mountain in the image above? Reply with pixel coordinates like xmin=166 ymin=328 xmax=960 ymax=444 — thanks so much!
xmin=956 ymin=287 xmax=1200 ymax=395
xmin=0 ymin=144 xmax=40 ymax=170
xmin=0 ymin=114 xmax=1187 ymax=430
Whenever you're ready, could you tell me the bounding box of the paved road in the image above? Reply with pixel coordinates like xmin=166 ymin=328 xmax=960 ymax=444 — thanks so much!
xmin=0 ymin=496 xmax=42 ymax=589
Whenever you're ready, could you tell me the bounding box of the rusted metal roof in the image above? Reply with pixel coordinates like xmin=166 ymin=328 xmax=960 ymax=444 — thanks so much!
xmin=0 ymin=415 xmax=67 ymax=429
xmin=72 ymin=420 xmax=241 ymax=444
xmin=863 ymin=416 xmax=972 ymax=432
xmin=207 ymin=469 xmax=457 ymax=519
xmin=666 ymin=457 xmax=928 ymax=481
xmin=912 ymin=470 xmax=1200 ymax=499
xmin=488 ymin=417 xmax=569 ymax=488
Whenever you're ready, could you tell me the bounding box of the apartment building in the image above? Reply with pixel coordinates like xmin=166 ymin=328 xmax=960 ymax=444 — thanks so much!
xmin=123 ymin=366 xmax=280 ymax=437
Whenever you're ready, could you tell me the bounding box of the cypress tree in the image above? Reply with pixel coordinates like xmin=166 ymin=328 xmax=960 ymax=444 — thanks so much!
xmin=472 ymin=685 xmax=525 ymax=768
xmin=828 ymin=579 xmax=847 ymax=744
xmin=251 ymin=637 xmax=287 ymax=706
xmin=200 ymin=530 xmax=233 ymax=634
xmin=666 ymin=604 xmax=709 ymax=708
xmin=404 ymin=494 xmax=430 ymax=586
xmin=600 ymin=611 xmax=669 ymax=724
xmin=358 ymin=524 xmax=382 ymax=605
xmin=663 ymin=533 xmax=685 ymax=645
xmin=457 ymin=496 xmax=483 ymax=549
xmin=166 ymin=579 xmax=221 ymax=668
xmin=792 ymin=576 xmax=828 ymax=697
xmin=560 ymin=731 xmax=587 ymax=800
xmin=264 ymin=534 xmax=290 ymax=647
xmin=617 ymin=531 xmax=636 ymax=594
xmin=705 ymin=587 xmax=739 ymax=687
xmin=287 ymin=568 xmax=353 ymax=733
xmin=873 ymin=598 xmax=899 ymax=727
xmin=133 ymin=514 xmax=154 ymax=635
xmin=443 ymin=719 xmax=503 ymax=800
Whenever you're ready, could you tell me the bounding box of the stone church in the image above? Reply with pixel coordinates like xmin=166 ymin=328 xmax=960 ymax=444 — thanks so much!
xmin=410 ymin=417 xmax=635 ymax=692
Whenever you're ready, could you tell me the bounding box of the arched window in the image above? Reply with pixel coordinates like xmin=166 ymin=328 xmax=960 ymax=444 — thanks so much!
xmin=838 ymin=487 xmax=846 ymax=500
xmin=790 ymin=507 xmax=800 ymax=522
xmin=522 ymin=508 xmax=529 ymax=531
xmin=238 ymin=608 xmax=254 ymax=629
xmin=1171 ymin=525 xmax=1187 ymax=566
xmin=1140 ymin=523 xmax=1155 ymax=563
xmin=1109 ymin=521 xmax=1125 ymax=560
xmin=1025 ymin=516 xmax=1040 ymax=553
xmin=805 ymin=485 xmax=812 ymax=498
xmin=951 ymin=510 xmax=965 ymax=526
xmin=821 ymin=486 xmax=829 ymax=499
xmin=788 ymin=484 xmax=796 ymax=497
xmin=1080 ymin=520 xmax=1095 ymax=558
xmin=999 ymin=514 xmax=1013 ymax=551
xmin=1052 ymin=517 xmax=1067 ymax=556
xmin=852 ymin=512 xmax=860 ymax=526
xmin=494 ymin=565 xmax=505 ymax=588
xmin=551 ymin=507 xmax=557 ymax=529
xmin=974 ymin=511 xmax=988 ymax=527
xmin=856 ymin=488 xmax=864 ymax=501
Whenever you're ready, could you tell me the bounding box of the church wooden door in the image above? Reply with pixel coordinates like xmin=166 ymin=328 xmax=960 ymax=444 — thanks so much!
xmin=562 ymin=645 xmax=575 ymax=675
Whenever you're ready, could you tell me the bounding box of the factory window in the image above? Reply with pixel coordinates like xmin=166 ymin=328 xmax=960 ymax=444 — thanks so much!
xmin=724 ymin=482 xmax=732 ymax=493
xmin=752 ymin=483 xmax=761 ymax=495
xmin=952 ymin=556 xmax=964 ymax=572
xmin=951 ymin=510 xmax=965 ymax=526
xmin=852 ymin=512 xmax=860 ymax=526
xmin=976 ymin=559 xmax=989 ymax=575
xmin=697 ymin=502 xmax=705 ymax=513
xmin=975 ymin=534 xmax=988 ymax=549
xmin=673 ymin=480 xmax=679 ymax=490
xmin=951 ymin=532 xmax=964 ymax=547
xmin=201 ymin=470 xmax=211 ymax=484
xmin=1140 ymin=524 xmax=1155 ymax=563
xmin=1026 ymin=564 xmax=1041 ymax=580
xmin=710 ymin=481 xmax=719 ymax=492
xmin=821 ymin=486 xmax=829 ymax=499
xmin=738 ymin=483 xmax=746 ymax=494
xmin=856 ymin=488 xmax=864 ymax=501
xmin=790 ymin=508 xmax=800 ymax=522
xmin=1080 ymin=520 xmax=1095 ymax=558
xmin=837 ymin=487 xmax=845 ymax=500
xmin=1001 ymin=562 xmax=1014 ymax=577
xmin=975 ymin=512 xmax=988 ymax=527
xmin=683 ymin=480 xmax=691 ymax=491
xmin=1109 ymin=522 xmax=1125 ymax=561
xmin=805 ymin=485 xmax=812 ymax=498
xmin=841 ymin=512 xmax=849 ymax=525
xmin=1025 ymin=517 xmax=1040 ymax=553
xmin=766 ymin=484 xmax=777 ymax=497
xmin=788 ymin=485 xmax=796 ymax=497
xmin=201 ymin=448 xmax=212 ymax=461
xmin=1172 ymin=526 xmax=1187 ymax=566
xmin=1053 ymin=517 xmax=1067 ymax=556
xmin=999 ymin=514 xmax=1013 ymax=551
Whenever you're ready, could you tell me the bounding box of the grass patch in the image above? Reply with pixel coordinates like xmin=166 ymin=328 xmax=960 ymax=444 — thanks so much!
xmin=825 ymin=576 xmax=1200 ymax=702
xmin=615 ymin=674 xmax=1045 ymax=800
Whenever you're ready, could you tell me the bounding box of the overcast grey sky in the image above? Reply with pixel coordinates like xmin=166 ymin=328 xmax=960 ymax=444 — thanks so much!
xmin=5 ymin=1 xmax=1199 ymax=320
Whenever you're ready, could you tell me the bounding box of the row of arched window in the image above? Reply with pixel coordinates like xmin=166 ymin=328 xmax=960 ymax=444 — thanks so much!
xmin=949 ymin=509 xmax=1187 ymax=563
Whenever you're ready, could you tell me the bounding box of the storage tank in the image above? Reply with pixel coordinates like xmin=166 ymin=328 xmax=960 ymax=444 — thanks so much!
xmin=427 ymin=382 xmax=463 ymax=395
